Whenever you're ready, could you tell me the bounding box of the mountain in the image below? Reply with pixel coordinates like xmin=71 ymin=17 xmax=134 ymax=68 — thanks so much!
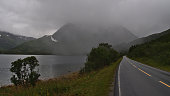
xmin=8 ymin=24 xmax=137 ymax=55
xmin=127 ymin=29 xmax=170 ymax=71
xmin=0 ymin=31 xmax=35 ymax=51
xmin=114 ymin=29 xmax=170 ymax=52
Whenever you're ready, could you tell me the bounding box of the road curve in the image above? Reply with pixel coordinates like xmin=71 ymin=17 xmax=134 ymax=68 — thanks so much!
xmin=114 ymin=56 xmax=170 ymax=96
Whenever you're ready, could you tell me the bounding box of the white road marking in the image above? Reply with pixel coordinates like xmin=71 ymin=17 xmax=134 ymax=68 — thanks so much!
xmin=118 ymin=61 xmax=122 ymax=96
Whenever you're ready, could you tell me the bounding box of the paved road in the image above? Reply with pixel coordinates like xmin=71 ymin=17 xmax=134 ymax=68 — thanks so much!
xmin=114 ymin=56 xmax=170 ymax=96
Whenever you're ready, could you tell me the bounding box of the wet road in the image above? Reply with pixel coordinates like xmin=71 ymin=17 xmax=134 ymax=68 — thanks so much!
xmin=114 ymin=56 xmax=170 ymax=96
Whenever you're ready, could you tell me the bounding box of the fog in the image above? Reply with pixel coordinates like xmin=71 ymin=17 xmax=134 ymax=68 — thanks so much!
xmin=0 ymin=0 xmax=169 ymax=37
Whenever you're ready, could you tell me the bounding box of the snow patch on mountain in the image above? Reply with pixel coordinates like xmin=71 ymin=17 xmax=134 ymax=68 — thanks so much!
xmin=51 ymin=36 xmax=58 ymax=42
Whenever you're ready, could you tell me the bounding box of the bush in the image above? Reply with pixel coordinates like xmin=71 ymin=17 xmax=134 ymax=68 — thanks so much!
xmin=10 ymin=56 xmax=40 ymax=87
xmin=81 ymin=43 xmax=120 ymax=73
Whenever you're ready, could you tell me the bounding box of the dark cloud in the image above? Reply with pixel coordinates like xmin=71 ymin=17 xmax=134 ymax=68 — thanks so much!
xmin=0 ymin=0 xmax=169 ymax=37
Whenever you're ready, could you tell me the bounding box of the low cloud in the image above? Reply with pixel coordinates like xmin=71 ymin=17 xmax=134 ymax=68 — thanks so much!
xmin=0 ymin=0 xmax=169 ymax=37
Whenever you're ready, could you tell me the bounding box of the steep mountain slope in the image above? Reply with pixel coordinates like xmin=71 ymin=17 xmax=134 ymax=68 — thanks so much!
xmin=128 ymin=29 xmax=170 ymax=71
xmin=6 ymin=35 xmax=55 ymax=54
xmin=0 ymin=31 xmax=35 ymax=51
xmin=8 ymin=24 xmax=137 ymax=55
xmin=114 ymin=29 xmax=170 ymax=52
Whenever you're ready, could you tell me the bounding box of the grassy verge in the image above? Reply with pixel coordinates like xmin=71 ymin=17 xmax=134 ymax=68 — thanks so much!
xmin=0 ymin=58 xmax=122 ymax=96
xmin=130 ymin=57 xmax=170 ymax=72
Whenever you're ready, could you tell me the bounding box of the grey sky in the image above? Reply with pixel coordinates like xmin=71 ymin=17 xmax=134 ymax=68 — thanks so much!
xmin=0 ymin=0 xmax=169 ymax=38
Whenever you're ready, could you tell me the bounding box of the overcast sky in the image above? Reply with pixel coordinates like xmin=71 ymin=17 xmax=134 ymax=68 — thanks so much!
xmin=0 ymin=0 xmax=169 ymax=38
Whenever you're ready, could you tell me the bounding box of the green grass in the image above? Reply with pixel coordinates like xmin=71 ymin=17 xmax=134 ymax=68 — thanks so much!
xmin=127 ymin=29 xmax=170 ymax=72
xmin=0 ymin=58 xmax=122 ymax=96
xmin=130 ymin=57 xmax=170 ymax=72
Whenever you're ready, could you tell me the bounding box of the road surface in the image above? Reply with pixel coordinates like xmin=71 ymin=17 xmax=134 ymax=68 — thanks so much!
xmin=114 ymin=56 xmax=170 ymax=96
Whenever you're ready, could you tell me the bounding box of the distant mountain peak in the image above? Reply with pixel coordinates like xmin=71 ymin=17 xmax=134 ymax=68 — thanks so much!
xmin=0 ymin=31 xmax=35 ymax=51
xmin=8 ymin=23 xmax=137 ymax=55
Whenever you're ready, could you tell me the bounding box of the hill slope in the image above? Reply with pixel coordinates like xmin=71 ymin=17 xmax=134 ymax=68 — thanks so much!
xmin=8 ymin=24 xmax=137 ymax=55
xmin=114 ymin=29 xmax=170 ymax=52
xmin=128 ymin=29 xmax=170 ymax=71
xmin=0 ymin=31 xmax=35 ymax=51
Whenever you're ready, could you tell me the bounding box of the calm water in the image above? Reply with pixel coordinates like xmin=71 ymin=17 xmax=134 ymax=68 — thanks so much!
xmin=0 ymin=55 xmax=86 ymax=86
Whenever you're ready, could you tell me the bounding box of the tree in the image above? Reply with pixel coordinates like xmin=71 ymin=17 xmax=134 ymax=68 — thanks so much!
xmin=10 ymin=56 xmax=40 ymax=87
xmin=81 ymin=43 xmax=120 ymax=73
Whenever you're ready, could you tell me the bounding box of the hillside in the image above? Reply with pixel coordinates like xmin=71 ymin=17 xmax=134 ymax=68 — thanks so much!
xmin=114 ymin=29 xmax=170 ymax=52
xmin=0 ymin=31 xmax=35 ymax=51
xmin=8 ymin=23 xmax=137 ymax=55
xmin=128 ymin=29 xmax=170 ymax=71
xmin=6 ymin=35 xmax=57 ymax=54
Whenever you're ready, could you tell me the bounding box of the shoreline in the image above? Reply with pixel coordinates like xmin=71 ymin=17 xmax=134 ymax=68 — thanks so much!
xmin=0 ymin=71 xmax=79 ymax=88
xmin=0 ymin=58 xmax=122 ymax=96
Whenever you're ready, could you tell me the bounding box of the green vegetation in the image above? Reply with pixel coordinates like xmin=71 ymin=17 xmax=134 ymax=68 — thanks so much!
xmin=128 ymin=29 xmax=170 ymax=72
xmin=81 ymin=43 xmax=120 ymax=73
xmin=10 ymin=56 xmax=40 ymax=87
xmin=6 ymin=37 xmax=55 ymax=55
xmin=0 ymin=43 xmax=122 ymax=95
xmin=0 ymin=31 xmax=35 ymax=51
xmin=0 ymin=58 xmax=122 ymax=96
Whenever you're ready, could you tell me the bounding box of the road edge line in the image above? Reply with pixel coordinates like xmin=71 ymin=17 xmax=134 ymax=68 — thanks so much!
xmin=118 ymin=62 xmax=121 ymax=96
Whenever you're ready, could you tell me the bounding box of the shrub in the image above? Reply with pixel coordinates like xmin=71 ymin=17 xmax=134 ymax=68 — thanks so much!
xmin=81 ymin=43 xmax=120 ymax=73
xmin=10 ymin=56 xmax=40 ymax=87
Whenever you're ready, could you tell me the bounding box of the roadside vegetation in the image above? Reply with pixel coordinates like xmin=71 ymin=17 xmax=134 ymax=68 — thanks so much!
xmin=128 ymin=29 xmax=170 ymax=72
xmin=0 ymin=43 xmax=122 ymax=96
xmin=0 ymin=58 xmax=122 ymax=96
xmin=81 ymin=43 xmax=120 ymax=73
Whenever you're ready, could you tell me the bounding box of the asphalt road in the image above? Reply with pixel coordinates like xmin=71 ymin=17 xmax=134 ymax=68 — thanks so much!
xmin=114 ymin=56 xmax=170 ymax=96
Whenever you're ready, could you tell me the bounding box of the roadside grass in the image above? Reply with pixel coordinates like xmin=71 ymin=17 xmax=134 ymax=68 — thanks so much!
xmin=130 ymin=57 xmax=170 ymax=72
xmin=0 ymin=58 xmax=122 ymax=96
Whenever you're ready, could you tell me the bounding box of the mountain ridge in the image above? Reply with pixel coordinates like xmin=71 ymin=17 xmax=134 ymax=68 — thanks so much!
xmin=127 ymin=28 xmax=170 ymax=72
xmin=7 ymin=23 xmax=137 ymax=55
xmin=114 ymin=29 xmax=170 ymax=52
xmin=0 ymin=31 xmax=35 ymax=51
